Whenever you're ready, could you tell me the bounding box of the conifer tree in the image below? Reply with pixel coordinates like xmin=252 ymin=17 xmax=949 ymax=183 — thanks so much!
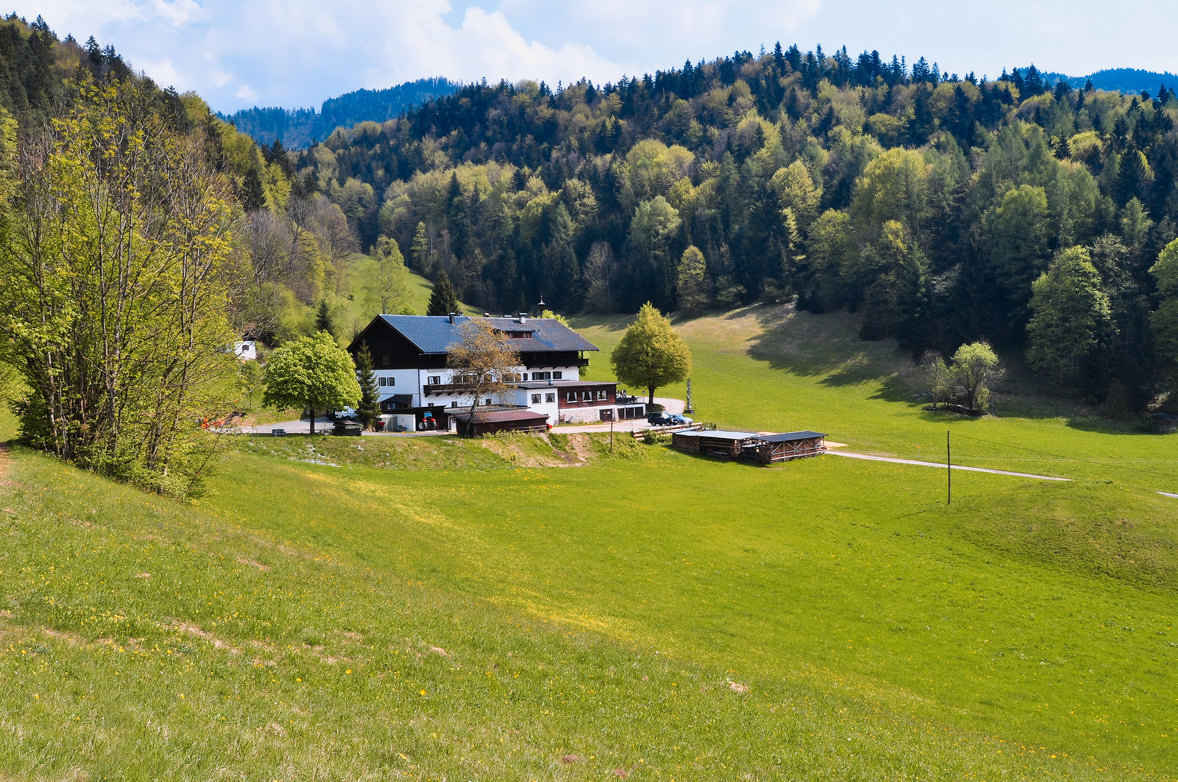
xmin=427 ymin=270 xmax=460 ymax=316
xmin=315 ymin=300 xmax=333 ymax=335
xmin=355 ymin=342 xmax=381 ymax=430
xmin=240 ymin=167 xmax=266 ymax=212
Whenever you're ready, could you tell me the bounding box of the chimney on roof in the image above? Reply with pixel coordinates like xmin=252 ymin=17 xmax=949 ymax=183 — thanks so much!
xmin=518 ymin=313 xmax=527 ymax=324
xmin=448 ymin=312 xmax=456 ymax=324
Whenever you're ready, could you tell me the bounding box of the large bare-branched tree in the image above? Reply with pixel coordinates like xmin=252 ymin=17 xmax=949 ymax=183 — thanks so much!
xmin=446 ymin=319 xmax=521 ymax=435
xmin=0 ymin=80 xmax=239 ymax=494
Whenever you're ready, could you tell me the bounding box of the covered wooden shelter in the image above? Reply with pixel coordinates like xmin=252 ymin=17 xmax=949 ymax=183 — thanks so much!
xmin=671 ymin=428 xmax=827 ymax=464
xmin=449 ymin=408 xmax=549 ymax=436
xmin=750 ymin=431 xmax=827 ymax=463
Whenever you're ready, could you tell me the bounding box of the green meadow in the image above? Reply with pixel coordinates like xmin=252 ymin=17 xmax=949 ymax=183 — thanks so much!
xmin=1 ymin=306 xmax=1176 ymax=780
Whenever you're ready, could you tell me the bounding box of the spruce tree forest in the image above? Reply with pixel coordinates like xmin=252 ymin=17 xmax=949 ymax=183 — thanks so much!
xmin=3 ymin=13 xmax=1178 ymax=435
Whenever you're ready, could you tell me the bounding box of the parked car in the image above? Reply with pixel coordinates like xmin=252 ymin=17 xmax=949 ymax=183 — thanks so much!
xmin=330 ymin=407 xmax=358 ymax=421
xmin=647 ymin=412 xmax=674 ymax=426
xmin=667 ymin=414 xmax=694 ymax=425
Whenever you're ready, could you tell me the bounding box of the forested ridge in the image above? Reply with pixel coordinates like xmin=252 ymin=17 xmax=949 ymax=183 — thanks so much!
xmin=3 ymin=12 xmax=1178 ymax=411
xmin=220 ymin=77 xmax=460 ymax=149
xmin=280 ymin=45 xmax=1178 ymax=408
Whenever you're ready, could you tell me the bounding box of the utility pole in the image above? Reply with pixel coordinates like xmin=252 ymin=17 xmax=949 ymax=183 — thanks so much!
xmin=946 ymin=430 xmax=952 ymax=506
xmin=609 ymin=415 xmax=615 ymax=453
xmin=685 ymin=378 xmax=694 ymax=415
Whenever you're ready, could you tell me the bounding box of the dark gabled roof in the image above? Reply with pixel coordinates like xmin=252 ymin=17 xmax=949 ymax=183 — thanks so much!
xmin=761 ymin=431 xmax=827 ymax=443
xmin=373 ymin=315 xmax=597 ymax=355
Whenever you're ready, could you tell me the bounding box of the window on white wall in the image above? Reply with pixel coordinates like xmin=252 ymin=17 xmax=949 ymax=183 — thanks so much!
xmin=545 ymin=393 xmax=555 ymax=403
xmin=428 ymin=375 xmax=441 ymax=385
xmin=553 ymin=371 xmax=563 ymax=380
xmin=531 ymin=394 xmax=541 ymax=403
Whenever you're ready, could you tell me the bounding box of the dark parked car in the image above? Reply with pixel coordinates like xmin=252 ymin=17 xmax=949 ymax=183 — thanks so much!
xmin=647 ymin=412 xmax=674 ymax=426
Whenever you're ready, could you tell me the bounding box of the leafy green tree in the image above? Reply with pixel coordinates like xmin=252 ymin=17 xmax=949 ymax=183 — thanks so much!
xmin=610 ymin=303 xmax=692 ymax=405
xmin=410 ymin=220 xmax=431 ymax=271
xmin=262 ymin=331 xmax=361 ymax=435
xmin=1151 ymin=238 xmax=1178 ymax=389
xmin=803 ymin=209 xmax=855 ymax=311
xmin=770 ymin=161 xmax=821 ymax=234
xmin=426 ymin=269 xmax=460 ymax=316
xmin=354 ymin=342 xmax=381 ymax=430
xmin=372 ymin=235 xmax=411 ymax=313
xmin=676 ymin=245 xmax=708 ymax=314
xmin=0 ymin=82 xmax=238 ymax=495
xmin=851 ymin=147 xmax=930 ymax=237
xmin=627 ymin=196 xmax=681 ymax=309
xmin=949 ymin=341 xmax=1003 ymax=414
xmin=920 ymin=350 xmax=952 ymax=409
xmin=858 ymin=220 xmax=929 ymax=349
xmin=981 ymin=184 xmax=1051 ymax=339
xmin=1026 ymin=247 xmax=1117 ymax=390
xmin=1150 ymin=237 xmax=1178 ymax=298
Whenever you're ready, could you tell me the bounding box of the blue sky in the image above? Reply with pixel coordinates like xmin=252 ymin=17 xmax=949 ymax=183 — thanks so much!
xmin=9 ymin=1 xmax=1177 ymax=113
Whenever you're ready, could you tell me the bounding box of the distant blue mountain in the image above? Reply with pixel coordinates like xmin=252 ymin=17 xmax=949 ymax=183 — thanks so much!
xmin=221 ymin=77 xmax=460 ymax=149
xmin=1041 ymin=68 xmax=1178 ymax=96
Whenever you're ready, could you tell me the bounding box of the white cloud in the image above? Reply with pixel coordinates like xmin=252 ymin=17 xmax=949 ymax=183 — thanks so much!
xmin=10 ymin=0 xmax=833 ymax=111
xmin=149 ymin=0 xmax=204 ymax=27
xmin=17 ymin=0 xmax=1178 ymax=117
xmin=134 ymin=56 xmax=185 ymax=89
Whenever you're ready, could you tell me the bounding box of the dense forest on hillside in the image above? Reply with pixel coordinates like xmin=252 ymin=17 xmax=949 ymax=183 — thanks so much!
xmin=4 ymin=13 xmax=1178 ymax=412
xmin=221 ymin=78 xmax=460 ymax=149
xmin=278 ymin=46 xmax=1178 ymax=408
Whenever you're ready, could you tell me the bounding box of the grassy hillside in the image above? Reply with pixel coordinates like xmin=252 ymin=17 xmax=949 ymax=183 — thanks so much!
xmin=575 ymin=305 xmax=1178 ymax=492
xmin=1 ymin=307 xmax=1176 ymax=780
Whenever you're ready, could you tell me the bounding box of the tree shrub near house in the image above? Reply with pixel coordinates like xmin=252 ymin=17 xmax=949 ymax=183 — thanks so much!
xmin=921 ymin=341 xmax=1004 ymax=414
xmin=0 ymin=81 xmax=238 ymax=495
xmin=446 ymin=319 xmax=521 ymax=435
xmin=610 ymin=302 xmax=692 ymax=405
xmin=262 ymin=331 xmax=361 ymax=434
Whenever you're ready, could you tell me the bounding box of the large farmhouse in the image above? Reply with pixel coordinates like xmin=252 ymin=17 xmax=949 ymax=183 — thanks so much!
xmin=347 ymin=313 xmax=645 ymax=431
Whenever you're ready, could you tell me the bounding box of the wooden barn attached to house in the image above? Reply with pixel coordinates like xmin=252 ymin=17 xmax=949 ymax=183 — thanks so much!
xmin=671 ymin=428 xmax=827 ymax=464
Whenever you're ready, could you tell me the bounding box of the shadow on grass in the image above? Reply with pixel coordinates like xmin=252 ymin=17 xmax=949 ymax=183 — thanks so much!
xmin=745 ymin=303 xmax=908 ymax=381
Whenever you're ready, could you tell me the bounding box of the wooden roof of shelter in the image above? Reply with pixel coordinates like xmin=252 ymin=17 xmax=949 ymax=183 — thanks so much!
xmin=673 ymin=429 xmax=759 ymax=441
xmin=449 ymin=408 xmax=548 ymax=424
xmin=760 ymin=431 xmax=826 ymax=442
